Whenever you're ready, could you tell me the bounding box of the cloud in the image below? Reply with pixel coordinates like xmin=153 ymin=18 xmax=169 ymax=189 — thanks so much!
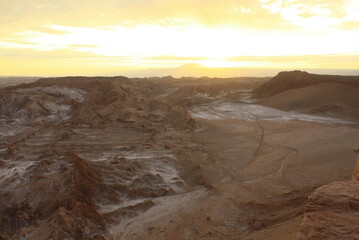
xmin=143 ymin=55 xmax=207 ymax=61
xmin=338 ymin=21 xmax=359 ymax=30
xmin=1 ymin=0 xmax=357 ymax=36
xmin=261 ymin=0 xmax=347 ymax=17
xmin=0 ymin=47 xmax=103 ymax=59
xmin=0 ymin=0 xmax=294 ymax=31
xmin=227 ymin=54 xmax=359 ymax=68
xmin=260 ymin=0 xmax=349 ymax=30
xmin=0 ymin=0 xmax=358 ymax=76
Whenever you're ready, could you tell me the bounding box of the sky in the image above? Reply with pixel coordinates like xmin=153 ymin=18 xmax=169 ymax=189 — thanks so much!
xmin=0 ymin=0 xmax=359 ymax=77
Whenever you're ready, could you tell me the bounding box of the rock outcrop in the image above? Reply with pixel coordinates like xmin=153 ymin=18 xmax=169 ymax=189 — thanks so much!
xmin=352 ymin=157 xmax=359 ymax=181
xmin=1 ymin=77 xmax=195 ymax=130
xmin=297 ymin=157 xmax=359 ymax=240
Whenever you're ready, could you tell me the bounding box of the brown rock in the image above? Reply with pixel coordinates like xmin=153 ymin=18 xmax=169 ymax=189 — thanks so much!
xmin=352 ymin=157 xmax=359 ymax=181
xmin=297 ymin=159 xmax=359 ymax=240
xmin=0 ymin=203 xmax=36 ymax=235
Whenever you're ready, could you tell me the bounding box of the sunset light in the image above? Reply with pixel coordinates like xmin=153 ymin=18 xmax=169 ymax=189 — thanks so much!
xmin=1 ymin=0 xmax=359 ymax=76
xmin=1 ymin=1 xmax=359 ymax=240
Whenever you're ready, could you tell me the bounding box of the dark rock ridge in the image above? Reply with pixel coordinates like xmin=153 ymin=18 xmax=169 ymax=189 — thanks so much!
xmin=254 ymin=71 xmax=359 ymax=98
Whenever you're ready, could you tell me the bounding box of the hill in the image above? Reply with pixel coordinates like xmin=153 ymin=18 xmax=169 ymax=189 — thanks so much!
xmin=254 ymin=71 xmax=359 ymax=121
xmin=253 ymin=71 xmax=359 ymax=98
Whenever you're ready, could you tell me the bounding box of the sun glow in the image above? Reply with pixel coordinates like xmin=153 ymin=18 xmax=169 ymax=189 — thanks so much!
xmin=0 ymin=0 xmax=359 ymax=76
xmin=6 ymin=24 xmax=359 ymax=58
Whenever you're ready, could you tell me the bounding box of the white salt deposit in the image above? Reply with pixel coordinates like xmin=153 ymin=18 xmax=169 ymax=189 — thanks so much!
xmin=191 ymin=101 xmax=356 ymax=124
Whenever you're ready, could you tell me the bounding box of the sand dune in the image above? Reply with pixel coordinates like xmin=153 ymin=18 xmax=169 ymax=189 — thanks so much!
xmin=255 ymin=71 xmax=359 ymax=121
xmin=254 ymin=70 xmax=359 ymax=98
xmin=258 ymin=82 xmax=359 ymax=120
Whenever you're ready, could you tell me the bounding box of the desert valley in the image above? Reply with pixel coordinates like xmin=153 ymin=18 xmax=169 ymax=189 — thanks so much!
xmin=0 ymin=71 xmax=358 ymax=240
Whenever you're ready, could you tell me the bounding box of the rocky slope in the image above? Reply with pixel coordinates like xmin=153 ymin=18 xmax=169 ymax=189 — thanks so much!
xmin=297 ymin=157 xmax=359 ymax=240
xmin=1 ymin=77 xmax=195 ymax=130
xmin=0 ymin=77 xmax=196 ymax=239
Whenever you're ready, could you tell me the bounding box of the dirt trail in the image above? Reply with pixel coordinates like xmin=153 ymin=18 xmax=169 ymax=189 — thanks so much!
xmin=241 ymin=150 xmax=297 ymax=183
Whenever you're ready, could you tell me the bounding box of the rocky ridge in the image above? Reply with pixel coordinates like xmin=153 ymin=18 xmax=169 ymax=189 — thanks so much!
xmin=254 ymin=71 xmax=359 ymax=98
xmin=1 ymin=77 xmax=195 ymax=130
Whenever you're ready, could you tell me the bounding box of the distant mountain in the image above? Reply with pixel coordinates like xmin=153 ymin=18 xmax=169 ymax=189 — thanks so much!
xmin=0 ymin=77 xmax=40 ymax=88
xmin=111 ymin=64 xmax=282 ymax=78
xmin=112 ymin=66 xmax=359 ymax=79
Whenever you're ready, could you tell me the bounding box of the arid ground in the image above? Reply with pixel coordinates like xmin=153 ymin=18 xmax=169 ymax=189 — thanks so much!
xmin=0 ymin=71 xmax=358 ymax=240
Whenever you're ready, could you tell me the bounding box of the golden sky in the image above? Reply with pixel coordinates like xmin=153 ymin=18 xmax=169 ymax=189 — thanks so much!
xmin=1 ymin=0 xmax=359 ymax=76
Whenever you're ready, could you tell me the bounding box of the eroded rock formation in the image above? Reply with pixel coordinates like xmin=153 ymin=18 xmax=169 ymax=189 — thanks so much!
xmin=297 ymin=157 xmax=359 ymax=240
